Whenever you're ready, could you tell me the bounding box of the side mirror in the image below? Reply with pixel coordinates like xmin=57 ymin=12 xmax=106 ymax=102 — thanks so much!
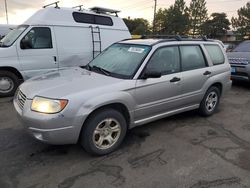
xmin=20 ymin=39 xmax=32 ymax=49
xmin=142 ymin=70 xmax=162 ymax=79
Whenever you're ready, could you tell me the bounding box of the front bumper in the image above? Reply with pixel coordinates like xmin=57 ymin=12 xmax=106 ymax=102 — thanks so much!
xmin=230 ymin=64 xmax=250 ymax=82
xmin=14 ymin=98 xmax=85 ymax=145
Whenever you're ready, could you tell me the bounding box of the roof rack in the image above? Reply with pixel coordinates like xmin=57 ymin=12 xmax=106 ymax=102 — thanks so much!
xmin=141 ymin=35 xmax=190 ymax=41
xmin=123 ymin=35 xmax=214 ymax=46
xmin=72 ymin=5 xmax=84 ymax=11
xmin=43 ymin=1 xmax=60 ymax=9
xmin=89 ymin=7 xmax=121 ymax=17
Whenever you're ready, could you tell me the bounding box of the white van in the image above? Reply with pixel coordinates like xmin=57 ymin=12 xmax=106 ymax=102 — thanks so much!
xmin=0 ymin=6 xmax=131 ymax=96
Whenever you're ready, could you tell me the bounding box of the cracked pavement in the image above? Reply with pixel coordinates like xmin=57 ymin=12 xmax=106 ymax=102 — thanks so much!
xmin=0 ymin=82 xmax=250 ymax=188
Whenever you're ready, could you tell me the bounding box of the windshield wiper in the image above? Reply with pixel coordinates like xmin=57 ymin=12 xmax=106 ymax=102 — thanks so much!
xmin=81 ymin=64 xmax=91 ymax=70
xmin=92 ymin=65 xmax=110 ymax=76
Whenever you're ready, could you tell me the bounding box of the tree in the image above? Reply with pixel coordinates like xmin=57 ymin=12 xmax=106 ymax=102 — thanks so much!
xmin=231 ymin=2 xmax=250 ymax=38
xmin=189 ymin=0 xmax=208 ymax=36
xmin=154 ymin=8 xmax=168 ymax=34
xmin=154 ymin=0 xmax=189 ymax=35
xmin=201 ymin=13 xmax=230 ymax=38
xmin=164 ymin=0 xmax=190 ymax=35
xmin=123 ymin=18 xmax=151 ymax=35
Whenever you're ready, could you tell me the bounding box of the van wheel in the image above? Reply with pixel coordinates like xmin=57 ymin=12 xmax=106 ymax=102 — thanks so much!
xmin=199 ymin=86 xmax=220 ymax=116
xmin=80 ymin=109 xmax=127 ymax=155
xmin=0 ymin=71 xmax=20 ymax=97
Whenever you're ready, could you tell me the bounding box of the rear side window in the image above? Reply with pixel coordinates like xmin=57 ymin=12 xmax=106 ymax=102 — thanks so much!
xmin=180 ymin=46 xmax=206 ymax=71
xmin=73 ymin=12 xmax=113 ymax=26
xmin=205 ymin=44 xmax=225 ymax=65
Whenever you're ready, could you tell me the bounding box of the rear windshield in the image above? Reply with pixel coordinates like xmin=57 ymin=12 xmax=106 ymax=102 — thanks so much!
xmin=233 ymin=41 xmax=250 ymax=52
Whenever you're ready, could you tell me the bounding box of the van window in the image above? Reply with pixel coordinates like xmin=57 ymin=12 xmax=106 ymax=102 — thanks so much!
xmin=20 ymin=27 xmax=52 ymax=49
xmin=73 ymin=12 xmax=113 ymax=26
xmin=0 ymin=25 xmax=28 ymax=47
xmin=180 ymin=46 xmax=206 ymax=71
xmin=205 ymin=44 xmax=225 ymax=65
xmin=146 ymin=46 xmax=180 ymax=75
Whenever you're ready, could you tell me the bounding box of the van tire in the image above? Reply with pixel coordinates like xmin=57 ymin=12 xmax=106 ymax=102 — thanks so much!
xmin=199 ymin=86 xmax=220 ymax=116
xmin=0 ymin=71 xmax=20 ymax=97
xmin=80 ymin=108 xmax=127 ymax=155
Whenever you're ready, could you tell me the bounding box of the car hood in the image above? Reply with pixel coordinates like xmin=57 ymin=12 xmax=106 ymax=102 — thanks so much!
xmin=19 ymin=67 xmax=132 ymax=99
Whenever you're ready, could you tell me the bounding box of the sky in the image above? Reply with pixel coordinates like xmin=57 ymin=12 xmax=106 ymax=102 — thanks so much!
xmin=0 ymin=0 xmax=249 ymax=25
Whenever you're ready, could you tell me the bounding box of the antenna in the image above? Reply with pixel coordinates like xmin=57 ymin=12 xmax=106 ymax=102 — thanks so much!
xmin=43 ymin=1 xmax=60 ymax=9
xmin=72 ymin=5 xmax=84 ymax=11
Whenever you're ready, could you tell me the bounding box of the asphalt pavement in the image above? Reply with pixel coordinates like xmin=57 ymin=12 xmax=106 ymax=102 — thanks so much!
xmin=0 ymin=82 xmax=250 ymax=188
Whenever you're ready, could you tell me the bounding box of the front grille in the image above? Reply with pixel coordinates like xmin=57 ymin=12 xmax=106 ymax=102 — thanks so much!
xmin=229 ymin=57 xmax=249 ymax=65
xmin=16 ymin=90 xmax=27 ymax=110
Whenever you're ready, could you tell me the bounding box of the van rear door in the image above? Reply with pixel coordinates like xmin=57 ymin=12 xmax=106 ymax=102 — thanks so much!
xmin=17 ymin=26 xmax=58 ymax=79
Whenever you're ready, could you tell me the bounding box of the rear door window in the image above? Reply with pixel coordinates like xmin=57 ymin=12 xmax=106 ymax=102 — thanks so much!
xmin=180 ymin=45 xmax=207 ymax=71
xmin=205 ymin=44 xmax=225 ymax=65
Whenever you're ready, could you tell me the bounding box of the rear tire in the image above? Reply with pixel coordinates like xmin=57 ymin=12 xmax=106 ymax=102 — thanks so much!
xmin=199 ymin=86 xmax=220 ymax=116
xmin=80 ymin=109 xmax=127 ymax=155
xmin=0 ymin=71 xmax=20 ymax=97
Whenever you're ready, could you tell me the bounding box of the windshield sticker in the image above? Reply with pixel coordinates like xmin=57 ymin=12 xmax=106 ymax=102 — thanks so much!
xmin=128 ymin=47 xmax=145 ymax=53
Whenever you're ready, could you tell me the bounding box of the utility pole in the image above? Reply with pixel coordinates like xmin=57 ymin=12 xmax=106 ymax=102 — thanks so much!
xmin=152 ymin=0 xmax=157 ymax=34
xmin=4 ymin=0 xmax=9 ymax=24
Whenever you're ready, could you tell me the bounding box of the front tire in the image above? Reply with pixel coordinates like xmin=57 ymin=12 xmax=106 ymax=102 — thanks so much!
xmin=80 ymin=109 xmax=127 ymax=155
xmin=199 ymin=86 xmax=220 ymax=116
xmin=0 ymin=71 xmax=20 ymax=97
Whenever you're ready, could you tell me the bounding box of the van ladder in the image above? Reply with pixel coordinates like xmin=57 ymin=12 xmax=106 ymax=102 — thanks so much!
xmin=90 ymin=26 xmax=102 ymax=59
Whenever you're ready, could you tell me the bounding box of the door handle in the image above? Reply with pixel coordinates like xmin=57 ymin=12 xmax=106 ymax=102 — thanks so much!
xmin=170 ymin=77 xmax=181 ymax=83
xmin=53 ymin=56 xmax=57 ymax=62
xmin=203 ymin=71 xmax=211 ymax=76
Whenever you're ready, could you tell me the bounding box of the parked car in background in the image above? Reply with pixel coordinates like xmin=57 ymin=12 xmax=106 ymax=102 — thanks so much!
xmin=0 ymin=6 xmax=131 ymax=97
xmin=227 ymin=40 xmax=250 ymax=82
xmin=0 ymin=24 xmax=16 ymax=39
xmin=14 ymin=38 xmax=231 ymax=155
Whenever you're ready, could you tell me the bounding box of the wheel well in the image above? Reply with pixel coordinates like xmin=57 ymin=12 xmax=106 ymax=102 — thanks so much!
xmin=78 ymin=103 xmax=131 ymax=143
xmin=0 ymin=67 xmax=23 ymax=80
xmin=210 ymin=82 xmax=222 ymax=95
xmin=89 ymin=103 xmax=130 ymax=126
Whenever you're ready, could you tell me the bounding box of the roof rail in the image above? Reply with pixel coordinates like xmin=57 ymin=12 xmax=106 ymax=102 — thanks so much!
xmin=141 ymin=35 xmax=189 ymax=41
xmin=72 ymin=5 xmax=84 ymax=11
xmin=43 ymin=1 xmax=60 ymax=9
xmin=89 ymin=7 xmax=121 ymax=17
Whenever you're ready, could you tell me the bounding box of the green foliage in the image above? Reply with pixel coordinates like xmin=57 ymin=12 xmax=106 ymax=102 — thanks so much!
xmin=123 ymin=18 xmax=151 ymax=35
xmin=154 ymin=0 xmax=189 ymax=35
xmin=231 ymin=2 xmax=250 ymax=38
xmin=189 ymin=0 xmax=208 ymax=36
xmin=201 ymin=13 xmax=230 ymax=38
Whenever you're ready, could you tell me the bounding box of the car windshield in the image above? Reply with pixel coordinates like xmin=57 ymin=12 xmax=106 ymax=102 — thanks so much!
xmin=0 ymin=25 xmax=28 ymax=47
xmin=233 ymin=41 xmax=250 ymax=52
xmin=88 ymin=43 xmax=151 ymax=79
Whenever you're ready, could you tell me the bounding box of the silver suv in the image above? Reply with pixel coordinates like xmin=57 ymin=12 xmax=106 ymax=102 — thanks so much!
xmin=227 ymin=40 xmax=250 ymax=82
xmin=14 ymin=38 xmax=232 ymax=155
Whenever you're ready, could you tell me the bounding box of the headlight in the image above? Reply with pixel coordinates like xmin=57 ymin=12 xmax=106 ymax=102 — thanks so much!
xmin=31 ymin=96 xmax=68 ymax=114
